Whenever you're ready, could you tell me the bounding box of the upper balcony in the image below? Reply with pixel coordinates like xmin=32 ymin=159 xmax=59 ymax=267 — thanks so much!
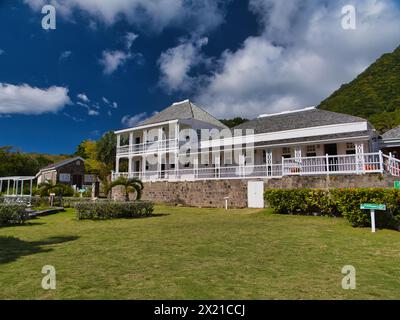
xmin=117 ymin=139 xmax=180 ymax=157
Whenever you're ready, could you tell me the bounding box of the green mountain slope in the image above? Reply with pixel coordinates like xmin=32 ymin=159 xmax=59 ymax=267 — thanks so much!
xmin=318 ymin=46 xmax=400 ymax=133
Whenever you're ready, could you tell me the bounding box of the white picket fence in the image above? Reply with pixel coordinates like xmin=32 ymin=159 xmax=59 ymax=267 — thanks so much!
xmin=112 ymin=151 xmax=400 ymax=182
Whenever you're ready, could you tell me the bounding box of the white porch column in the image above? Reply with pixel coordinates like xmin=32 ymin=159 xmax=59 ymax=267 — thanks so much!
xmin=355 ymin=142 xmax=365 ymax=173
xmin=116 ymin=134 xmax=121 ymax=148
xmin=238 ymin=154 xmax=246 ymax=177
xmin=128 ymin=157 xmax=133 ymax=178
xmin=129 ymin=132 xmax=133 ymax=153
xmin=142 ymin=155 xmax=147 ymax=180
xmin=143 ymin=130 xmax=148 ymax=153
xmin=294 ymin=146 xmax=302 ymax=160
xmin=266 ymin=149 xmax=273 ymax=177
xmin=7 ymin=179 xmax=10 ymax=195
xmin=215 ymin=155 xmax=221 ymax=178
xmin=157 ymin=127 xmax=163 ymax=178
xmin=115 ymin=157 xmax=120 ymax=173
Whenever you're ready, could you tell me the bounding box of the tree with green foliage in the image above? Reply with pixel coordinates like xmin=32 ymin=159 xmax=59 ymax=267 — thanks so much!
xmin=96 ymin=131 xmax=116 ymax=166
xmin=220 ymin=117 xmax=249 ymax=128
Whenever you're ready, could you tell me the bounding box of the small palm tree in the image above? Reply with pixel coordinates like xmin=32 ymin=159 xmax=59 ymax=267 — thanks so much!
xmin=109 ymin=177 xmax=144 ymax=201
xmin=36 ymin=180 xmax=56 ymax=197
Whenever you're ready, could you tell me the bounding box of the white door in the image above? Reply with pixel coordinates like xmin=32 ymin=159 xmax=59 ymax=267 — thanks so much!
xmin=248 ymin=181 xmax=264 ymax=208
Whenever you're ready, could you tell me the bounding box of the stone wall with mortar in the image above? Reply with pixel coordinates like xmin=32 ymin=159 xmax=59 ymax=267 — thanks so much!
xmin=112 ymin=174 xmax=398 ymax=208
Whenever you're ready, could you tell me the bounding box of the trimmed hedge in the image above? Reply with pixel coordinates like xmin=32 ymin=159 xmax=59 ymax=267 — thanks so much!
xmin=62 ymin=197 xmax=111 ymax=208
xmin=265 ymin=188 xmax=400 ymax=230
xmin=0 ymin=204 xmax=28 ymax=226
xmin=75 ymin=201 xmax=154 ymax=220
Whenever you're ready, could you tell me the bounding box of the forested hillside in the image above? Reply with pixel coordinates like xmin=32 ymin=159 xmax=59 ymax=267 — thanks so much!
xmin=318 ymin=46 xmax=400 ymax=133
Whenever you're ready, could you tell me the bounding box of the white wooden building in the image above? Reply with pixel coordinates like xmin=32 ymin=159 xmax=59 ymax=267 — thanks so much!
xmin=113 ymin=100 xmax=400 ymax=181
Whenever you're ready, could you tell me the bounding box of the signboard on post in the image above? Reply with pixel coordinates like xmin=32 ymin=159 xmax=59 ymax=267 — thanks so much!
xmin=360 ymin=204 xmax=386 ymax=211
xmin=360 ymin=203 xmax=386 ymax=233
xmin=394 ymin=181 xmax=400 ymax=190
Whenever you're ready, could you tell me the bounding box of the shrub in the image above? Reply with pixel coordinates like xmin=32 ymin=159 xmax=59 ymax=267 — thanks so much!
xmin=75 ymin=201 xmax=154 ymax=220
xmin=265 ymin=188 xmax=400 ymax=230
xmin=264 ymin=189 xmax=337 ymax=216
xmin=331 ymin=188 xmax=400 ymax=228
xmin=0 ymin=204 xmax=28 ymax=226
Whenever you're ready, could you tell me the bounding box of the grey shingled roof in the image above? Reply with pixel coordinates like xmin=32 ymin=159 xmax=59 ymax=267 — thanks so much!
xmin=382 ymin=126 xmax=400 ymax=140
xmin=139 ymin=100 xmax=228 ymax=129
xmin=253 ymin=131 xmax=370 ymax=148
xmin=39 ymin=156 xmax=84 ymax=172
xmin=234 ymin=108 xmax=368 ymax=134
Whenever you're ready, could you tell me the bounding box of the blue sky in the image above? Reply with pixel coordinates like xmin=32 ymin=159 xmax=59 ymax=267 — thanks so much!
xmin=0 ymin=0 xmax=399 ymax=154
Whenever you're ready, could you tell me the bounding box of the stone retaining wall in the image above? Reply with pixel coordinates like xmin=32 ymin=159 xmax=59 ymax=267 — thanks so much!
xmin=112 ymin=174 xmax=398 ymax=208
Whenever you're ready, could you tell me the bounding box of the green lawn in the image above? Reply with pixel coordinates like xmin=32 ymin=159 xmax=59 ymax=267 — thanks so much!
xmin=1 ymin=205 xmax=400 ymax=299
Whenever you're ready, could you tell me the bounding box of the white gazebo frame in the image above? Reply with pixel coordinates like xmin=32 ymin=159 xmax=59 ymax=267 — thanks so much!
xmin=0 ymin=176 xmax=36 ymax=205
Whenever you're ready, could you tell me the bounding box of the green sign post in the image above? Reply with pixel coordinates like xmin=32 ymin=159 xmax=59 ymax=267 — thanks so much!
xmin=360 ymin=203 xmax=386 ymax=233
xmin=395 ymin=181 xmax=400 ymax=190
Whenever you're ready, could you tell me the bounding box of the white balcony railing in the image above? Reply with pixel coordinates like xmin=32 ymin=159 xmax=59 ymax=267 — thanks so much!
xmin=112 ymin=152 xmax=393 ymax=182
xmin=117 ymin=139 xmax=179 ymax=156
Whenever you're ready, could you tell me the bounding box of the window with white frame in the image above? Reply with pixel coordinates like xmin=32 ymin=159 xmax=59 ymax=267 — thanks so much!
xmin=346 ymin=142 xmax=356 ymax=155
xmin=306 ymin=145 xmax=317 ymax=157
xmin=282 ymin=147 xmax=291 ymax=159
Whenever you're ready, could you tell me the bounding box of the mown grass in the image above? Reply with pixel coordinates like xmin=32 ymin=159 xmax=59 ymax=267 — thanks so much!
xmin=1 ymin=205 xmax=400 ymax=300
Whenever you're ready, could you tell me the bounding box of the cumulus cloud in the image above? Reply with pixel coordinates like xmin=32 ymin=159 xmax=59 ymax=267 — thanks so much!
xmin=121 ymin=112 xmax=149 ymax=127
xmin=23 ymin=0 xmax=227 ymax=34
xmin=193 ymin=0 xmax=400 ymax=118
xmin=99 ymin=50 xmax=132 ymax=75
xmin=0 ymin=83 xmax=71 ymax=115
xmin=158 ymin=37 xmax=209 ymax=92
xmin=0 ymin=49 xmax=4 ymax=55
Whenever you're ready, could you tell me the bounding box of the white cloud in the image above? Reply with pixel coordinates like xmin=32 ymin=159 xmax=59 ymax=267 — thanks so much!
xmin=99 ymin=50 xmax=131 ymax=75
xmin=125 ymin=32 xmax=138 ymax=49
xmin=0 ymin=49 xmax=4 ymax=56
xmin=112 ymin=102 xmax=118 ymax=109
xmin=76 ymin=100 xmax=100 ymax=116
xmin=194 ymin=0 xmax=400 ymax=118
xmin=0 ymin=83 xmax=71 ymax=115
xmin=102 ymin=97 xmax=110 ymax=104
xmin=121 ymin=112 xmax=149 ymax=127
xmin=88 ymin=109 xmax=99 ymax=116
xmin=158 ymin=37 xmax=208 ymax=92
xmin=64 ymin=112 xmax=84 ymax=122
xmin=77 ymin=93 xmax=90 ymax=102
xmin=23 ymin=0 xmax=227 ymax=34
xmin=59 ymin=50 xmax=72 ymax=60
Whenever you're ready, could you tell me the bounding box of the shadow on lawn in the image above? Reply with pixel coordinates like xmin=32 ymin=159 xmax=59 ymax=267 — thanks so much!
xmin=0 ymin=236 xmax=79 ymax=265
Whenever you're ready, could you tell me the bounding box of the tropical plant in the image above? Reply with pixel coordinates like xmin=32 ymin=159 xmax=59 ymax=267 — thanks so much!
xmin=36 ymin=181 xmax=74 ymax=197
xmin=109 ymin=177 xmax=144 ymax=201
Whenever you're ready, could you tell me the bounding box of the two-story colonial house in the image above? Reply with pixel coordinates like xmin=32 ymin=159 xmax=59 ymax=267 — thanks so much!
xmin=113 ymin=99 xmax=397 ymax=182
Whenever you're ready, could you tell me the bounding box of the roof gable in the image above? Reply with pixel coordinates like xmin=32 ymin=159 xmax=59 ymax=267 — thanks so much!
xmin=39 ymin=156 xmax=84 ymax=172
xmin=139 ymin=100 xmax=228 ymax=128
